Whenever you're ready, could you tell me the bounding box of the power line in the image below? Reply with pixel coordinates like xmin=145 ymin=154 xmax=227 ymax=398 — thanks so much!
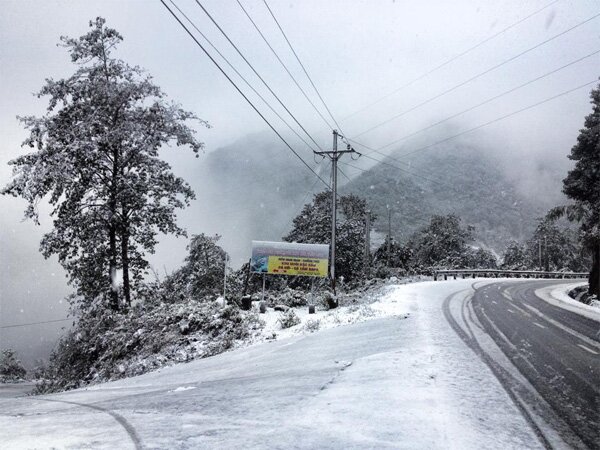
xmin=355 ymin=48 xmax=600 ymax=157
xmin=0 ymin=318 xmax=72 ymax=329
xmin=160 ymin=0 xmax=329 ymax=188
xmin=235 ymin=0 xmax=335 ymax=131
xmin=352 ymin=10 xmax=600 ymax=139
xmin=167 ymin=0 xmax=319 ymax=154
xmin=193 ymin=0 xmax=325 ymax=152
xmin=262 ymin=0 xmax=344 ymax=135
xmin=397 ymin=79 xmax=599 ymax=159
xmin=342 ymin=0 xmax=561 ymax=121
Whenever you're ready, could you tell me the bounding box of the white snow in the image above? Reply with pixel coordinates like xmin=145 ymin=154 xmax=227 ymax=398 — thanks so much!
xmin=0 ymin=279 xmax=544 ymax=449
xmin=535 ymin=282 xmax=600 ymax=322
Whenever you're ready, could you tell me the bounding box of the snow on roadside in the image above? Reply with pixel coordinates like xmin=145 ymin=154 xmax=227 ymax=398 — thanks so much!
xmin=535 ymin=282 xmax=600 ymax=322
xmin=243 ymin=280 xmax=416 ymax=345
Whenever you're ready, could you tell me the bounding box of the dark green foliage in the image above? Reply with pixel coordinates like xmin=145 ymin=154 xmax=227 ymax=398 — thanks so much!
xmin=0 ymin=349 xmax=27 ymax=381
xmin=2 ymin=18 xmax=207 ymax=310
xmin=284 ymin=191 xmax=375 ymax=282
xmin=554 ymin=82 xmax=600 ymax=295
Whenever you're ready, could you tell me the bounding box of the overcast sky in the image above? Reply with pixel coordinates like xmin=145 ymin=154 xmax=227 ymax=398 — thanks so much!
xmin=1 ymin=0 xmax=599 ymax=366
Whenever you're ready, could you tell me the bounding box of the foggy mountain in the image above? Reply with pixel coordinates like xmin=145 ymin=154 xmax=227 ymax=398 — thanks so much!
xmin=203 ymin=131 xmax=569 ymax=255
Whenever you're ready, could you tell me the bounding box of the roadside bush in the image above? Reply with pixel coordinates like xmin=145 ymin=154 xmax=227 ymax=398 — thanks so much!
xmin=278 ymin=309 xmax=301 ymax=329
xmin=35 ymin=293 xmax=264 ymax=393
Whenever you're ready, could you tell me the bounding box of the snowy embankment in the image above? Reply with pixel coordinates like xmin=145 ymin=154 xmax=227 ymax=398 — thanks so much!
xmin=1 ymin=279 xmax=544 ymax=449
xmin=535 ymin=282 xmax=600 ymax=321
xmin=247 ymin=282 xmax=412 ymax=344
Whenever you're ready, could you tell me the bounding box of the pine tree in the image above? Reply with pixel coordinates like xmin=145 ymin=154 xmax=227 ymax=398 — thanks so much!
xmin=551 ymin=82 xmax=600 ymax=295
xmin=2 ymin=18 xmax=208 ymax=310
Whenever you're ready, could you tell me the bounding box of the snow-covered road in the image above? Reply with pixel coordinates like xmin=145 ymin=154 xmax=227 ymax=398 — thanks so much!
xmin=1 ymin=280 xmax=546 ymax=449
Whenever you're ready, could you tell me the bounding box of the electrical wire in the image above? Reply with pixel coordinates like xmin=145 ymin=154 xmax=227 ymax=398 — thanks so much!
xmin=0 ymin=318 xmax=72 ymax=329
xmin=353 ymin=48 xmax=600 ymax=157
xmin=342 ymin=0 xmax=561 ymax=121
xmin=352 ymin=10 xmax=600 ymax=139
xmin=236 ymin=0 xmax=335 ymax=131
xmin=262 ymin=0 xmax=344 ymax=135
xmin=194 ymin=0 xmax=324 ymax=152
xmin=396 ymin=78 xmax=599 ymax=159
xmin=160 ymin=0 xmax=330 ymax=188
xmin=168 ymin=0 xmax=320 ymax=154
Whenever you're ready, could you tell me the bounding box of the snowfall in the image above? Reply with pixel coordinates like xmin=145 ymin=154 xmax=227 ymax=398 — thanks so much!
xmin=1 ymin=278 xmax=595 ymax=449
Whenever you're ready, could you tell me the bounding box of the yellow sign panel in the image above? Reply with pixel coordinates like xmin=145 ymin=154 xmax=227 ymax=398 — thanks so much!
xmin=267 ymin=256 xmax=328 ymax=277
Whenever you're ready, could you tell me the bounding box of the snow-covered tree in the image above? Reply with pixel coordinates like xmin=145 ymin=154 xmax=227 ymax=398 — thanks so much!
xmin=526 ymin=218 xmax=587 ymax=272
xmin=163 ymin=233 xmax=228 ymax=300
xmin=284 ymin=191 xmax=375 ymax=281
xmin=0 ymin=349 xmax=27 ymax=381
xmin=373 ymin=237 xmax=413 ymax=270
xmin=2 ymin=18 xmax=208 ymax=310
xmin=501 ymin=240 xmax=531 ymax=270
xmin=408 ymin=214 xmax=475 ymax=269
xmin=551 ymin=82 xmax=600 ymax=295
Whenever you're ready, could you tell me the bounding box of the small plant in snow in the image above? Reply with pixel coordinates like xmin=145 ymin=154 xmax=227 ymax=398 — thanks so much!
xmin=303 ymin=319 xmax=321 ymax=333
xmin=278 ymin=309 xmax=301 ymax=329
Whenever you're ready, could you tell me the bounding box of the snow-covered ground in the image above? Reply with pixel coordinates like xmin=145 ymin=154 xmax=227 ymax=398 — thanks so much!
xmin=1 ymin=279 xmax=546 ymax=449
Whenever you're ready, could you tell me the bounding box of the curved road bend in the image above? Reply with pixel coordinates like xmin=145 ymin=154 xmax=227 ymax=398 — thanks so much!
xmin=471 ymin=281 xmax=600 ymax=449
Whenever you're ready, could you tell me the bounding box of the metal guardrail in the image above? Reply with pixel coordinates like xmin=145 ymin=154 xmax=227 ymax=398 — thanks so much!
xmin=433 ymin=269 xmax=588 ymax=281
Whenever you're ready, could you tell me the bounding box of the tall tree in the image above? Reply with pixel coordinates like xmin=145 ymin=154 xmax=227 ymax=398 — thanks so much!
xmin=2 ymin=18 xmax=208 ymax=310
xmin=284 ymin=191 xmax=375 ymax=281
xmin=551 ymin=82 xmax=600 ymax=295
xmin=408 ymin=214 xmax=475 ymax=268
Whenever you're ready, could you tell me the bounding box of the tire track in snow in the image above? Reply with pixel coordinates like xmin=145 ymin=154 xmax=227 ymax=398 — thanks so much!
xmin=31 ymin=397 xmax=143 ymax=449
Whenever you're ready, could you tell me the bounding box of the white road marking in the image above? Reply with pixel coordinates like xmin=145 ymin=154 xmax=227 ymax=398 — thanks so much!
xmin=577 ymin=344 xmax=599 ymax=355
xmin=522 ymin=303 xmax=600 ymax=351
xmin=509 ymin=303 xmax=531 ymax=317
xmin=491 ymin=300 xmax=498 ymax=305
xmin=534 ymin=323 xmax=546 ymax=329
xmin=507 ymin=308 xmax=515 ymax=314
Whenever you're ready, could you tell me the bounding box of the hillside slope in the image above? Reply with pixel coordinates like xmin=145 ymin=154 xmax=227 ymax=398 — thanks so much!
xmin=203 ymin=133 xmax=563 ymax=254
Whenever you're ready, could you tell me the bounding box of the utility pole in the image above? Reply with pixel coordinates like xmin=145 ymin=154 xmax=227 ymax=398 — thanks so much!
xmin=387 ymin=205 xmax=391 ymax=267
xmin=314 ymin=130 xmax=360 ymax=297
xmin=364 ymin=210 xmax=371 ymax=278
xmin=544 ymin=235 xmax=549 ymax=272
xmin=538 ymin=240 xmax=542 ymax=270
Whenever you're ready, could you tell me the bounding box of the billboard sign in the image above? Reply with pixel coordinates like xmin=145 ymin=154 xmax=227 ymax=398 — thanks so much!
xmin=251 ymin=241 xmax=329 ymax=277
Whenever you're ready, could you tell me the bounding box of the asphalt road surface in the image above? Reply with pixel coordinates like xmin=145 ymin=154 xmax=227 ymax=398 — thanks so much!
xmin=471 ymin=280 xmax=600 ymax=449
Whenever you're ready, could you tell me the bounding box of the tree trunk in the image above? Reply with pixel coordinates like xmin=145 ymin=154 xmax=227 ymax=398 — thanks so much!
xmin=589 ymin=243 xmax=600 ymax=297
xmin=108 ymin=144 xmax=120 ymax=311
xmin=109 ymin=224 xmax=119 ymax=311
xmin=121 ymin=226 xmax=131 ymax=307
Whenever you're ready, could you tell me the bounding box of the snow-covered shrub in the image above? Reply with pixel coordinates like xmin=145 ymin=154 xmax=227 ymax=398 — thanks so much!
xmin=35 ymin=296 xmax=265 ymax=393
xmin=278 ymin=309 xmax=301 ymax=329
xmin=303 ymin=319 xmax=321 ymax=333
xmin=0 ymin=349 xmax=27 ymax=382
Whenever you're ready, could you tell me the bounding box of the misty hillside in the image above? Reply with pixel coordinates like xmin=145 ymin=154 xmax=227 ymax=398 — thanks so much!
xmin=204 ymin=133 xmax=565 ymax=255
xmin=342 ymin=143 xmax=565 ymax=251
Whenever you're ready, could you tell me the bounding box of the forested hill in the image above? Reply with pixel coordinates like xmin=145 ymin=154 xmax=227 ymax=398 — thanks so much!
xmin=341 ymin=142 xmax=563 ymax=251
xmin=204 ymin=133 xmax=564 ymax=254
